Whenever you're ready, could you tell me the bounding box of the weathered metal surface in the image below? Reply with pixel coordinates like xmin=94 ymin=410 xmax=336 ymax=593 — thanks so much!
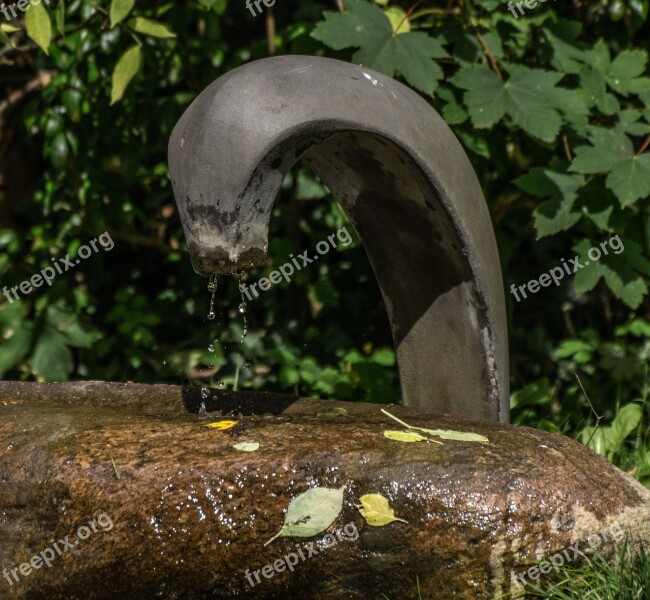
xmin=168 ymin=55 xmax=509 ymax=422
xmin=1 ymin=382 xmax=649 ymax=599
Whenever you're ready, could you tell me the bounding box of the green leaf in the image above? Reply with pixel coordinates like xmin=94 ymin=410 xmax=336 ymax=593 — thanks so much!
xmin=380 ymin=409 xmax=488 ymax=442
xmin=127 ymin=17 xmax=176 ymax=38
xmin=110 ymin=45 xmax=141 ymax=105
xmin=45 ymin=305 xmax=100 ymax=347
xmin=615 ymin=111 xmax=650 ymax=137
xmin=370 ymin=347 xmax=395 ymax=367
xmin=554 ymin=339 xmax=594 ymax=363
xmin=110 ymin=0 xmax=134 ymax=28
xmin=0 ymin=30 xmax=13 ymax=48
xmin=55 ymin=0 xmax=65 ymax=34
xmin=264 ymin=486 xmax=345 ymax=546
xmin=545 ymin=29 xmax=592 ymax=75
xmin=572 ymin=238 xmax=649 ymax=308
xmin=25 ymin=1 xmax=52 ymax=54
xmin=514 ymin=169 xmax=584 ymax=238
xmin=383 ymin=430 xmax=429 ymax=442
xmin=356 ymin=493 xmax=407 ymax=526
xmin=233 ymin=441 xmax=260 ymax=452
xmin=579 ymin=66 xmax=619 ymax=115
xmin=510 ymin=379 xmax=553 ymax=410
xmin=417 ymin=427 xmax=489 ymax=442
xmin=31 ymin=325 xmax=73 ymax=381
xmin=0 ymin=309 xmax=33 ymax=375
xmin=570 ymin=129 xmax=650 ymax=207
xmin=312 ymin=0 xmax=392 ymax=50
xmin=451 ymin=64 xmax=576 ymax=142
xmin=311 ymin=0 xmax=447 ymax=96
xmin=605 ymin=49 xmax=648 ymax=96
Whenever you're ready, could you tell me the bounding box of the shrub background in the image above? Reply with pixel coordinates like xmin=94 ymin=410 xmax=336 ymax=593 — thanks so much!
xmin=0 ymin=0 xmax=648 ymax=484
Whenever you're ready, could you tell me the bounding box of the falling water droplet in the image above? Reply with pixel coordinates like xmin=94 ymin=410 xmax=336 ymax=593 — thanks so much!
xmin=216 ymin=378 xmax=224 ymax=387
xmin=238 ymin=273 xmax=248 ymax=342
xmin=201 ymin=387 xmax=210 ymax=399
xmin=208 ymin=344 xmax=215 ymax=353
xmin=207 ymin=275 xmax=219 ymax=321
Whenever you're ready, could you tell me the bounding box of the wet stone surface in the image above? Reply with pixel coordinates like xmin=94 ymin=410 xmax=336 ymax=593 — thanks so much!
xmin=1 ymin=381 xmax=649 ymax=599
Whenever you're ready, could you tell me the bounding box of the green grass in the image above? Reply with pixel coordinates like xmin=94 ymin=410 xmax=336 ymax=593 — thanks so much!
xmin=520 ymin=542 xmax=650 ymax=599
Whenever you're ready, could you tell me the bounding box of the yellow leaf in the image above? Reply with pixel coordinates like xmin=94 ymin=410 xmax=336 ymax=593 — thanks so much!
xmin=356 ymin=493 xmax=408 ymax=527
xmin=233 ymin=441 xmax=259 ymax=452
xmin=110 ymin=0 xmax=134 ymax=28
xmin=383 ymin=430 xmax=429 ymax=443
xmin=384 ymin=7 xmax=410 ymax=34
xmin=127 ymin=17 xmax=176 ymax=38
xmin=110 ymin=45 xmax=141 ymax=105
xmin=0 ymin=30 xmax=13 ymax=47
xmin=0 ymin=23 xmax=21 ymax=33
xmin=25 ymin=1 xmax=52 ymax=54
xmin=204 ymin=420 xmax=238 ymax=430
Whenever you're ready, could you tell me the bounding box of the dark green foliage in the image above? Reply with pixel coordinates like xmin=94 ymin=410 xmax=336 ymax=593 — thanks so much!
xmin=0 ymin=1 xmax=648 ymax=479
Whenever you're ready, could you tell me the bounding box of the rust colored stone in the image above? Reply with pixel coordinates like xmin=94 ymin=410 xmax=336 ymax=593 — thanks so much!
xmin=0 ymin=381 xmax=648 ymax=599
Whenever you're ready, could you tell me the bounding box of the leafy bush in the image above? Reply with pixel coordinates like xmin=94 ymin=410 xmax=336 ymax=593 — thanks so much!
xmin=0 ymin=0 xmax=648 ymax=477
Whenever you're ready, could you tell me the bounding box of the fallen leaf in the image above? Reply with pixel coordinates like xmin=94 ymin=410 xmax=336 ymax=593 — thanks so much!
xmin=264 ymin=486 xmax=345 ymax=546
xmin=233 ymin=441 xmax=259 ymax=452
xmin=381 ymin=409 xmax=488 ymax=443
xmin=356 ymin=493 xmax=407 ymax=526
xmin=204 ymin=420 xmax=238 ymax=430
xmin=383 ymin=430 xmax=429 ymax=442
xmin=417 ymin=428 xmax=489 ymax=443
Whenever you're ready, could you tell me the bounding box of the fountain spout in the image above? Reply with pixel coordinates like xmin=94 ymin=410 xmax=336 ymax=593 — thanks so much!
xmin=168 ymin=55 xmax=509 ymax=422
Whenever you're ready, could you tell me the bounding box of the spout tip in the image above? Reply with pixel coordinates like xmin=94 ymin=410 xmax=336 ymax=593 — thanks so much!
xmin=189 ymin=244 xmax=268 ymax=276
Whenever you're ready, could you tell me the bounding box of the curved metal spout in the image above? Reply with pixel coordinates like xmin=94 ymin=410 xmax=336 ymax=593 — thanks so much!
xmin=168 ymin=56 xmax=509 ymax=422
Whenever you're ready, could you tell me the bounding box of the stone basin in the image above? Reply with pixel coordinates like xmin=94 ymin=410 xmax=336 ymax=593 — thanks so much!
xmin=1 ymin=381 xmax=649 ymax=599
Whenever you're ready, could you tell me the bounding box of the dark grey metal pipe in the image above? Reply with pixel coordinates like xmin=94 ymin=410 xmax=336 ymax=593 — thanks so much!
xmin=168 ymin=55 xmax=509 ymax=422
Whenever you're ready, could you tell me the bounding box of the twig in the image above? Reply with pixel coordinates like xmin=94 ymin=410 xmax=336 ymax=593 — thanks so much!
xmin=574 ymin=373 xmax=603 ymax=448
xmin=474 ymin=29 xmax=503 ymax=80
xmin=0 ymin=70 xmax=55 ymax=123
xmin=111 ymin=456 xmax=121 ymax=480
xmin=394 ymin=0 xmax=423 ymax=34
xmin=636 ymin=134 xmax=650 ymax=156
xmin=0 ymin=12 xmax=99 ymax=60
xmin=334 ymin=0 xmax=344 ymax=12
xmin=562 ymin=135 xmax=573 ymax=162
xmin=110 ymin=229 xmax=186 ymax=256
xmin=265 ymin=6 xmax=276 ymax=56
